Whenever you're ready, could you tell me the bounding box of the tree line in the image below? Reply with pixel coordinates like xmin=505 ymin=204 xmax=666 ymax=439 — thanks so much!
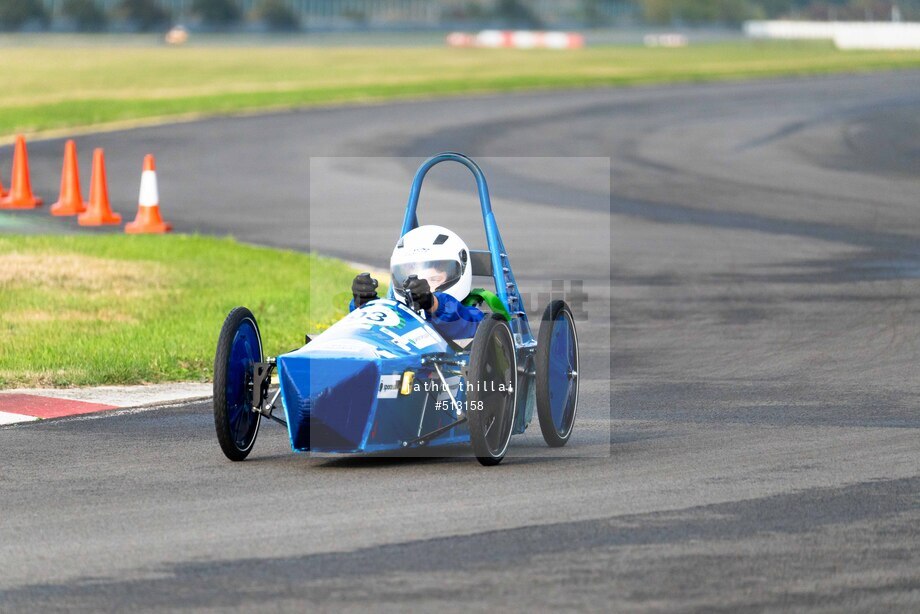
xmin=1 ymin=0 xmax=917 ymax=32
xmin=0 ymin=0 xmax=302 ymax=31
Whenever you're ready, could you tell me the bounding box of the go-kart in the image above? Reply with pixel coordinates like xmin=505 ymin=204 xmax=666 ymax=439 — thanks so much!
xmin=213 ymin=152 xmax=579 ymax=466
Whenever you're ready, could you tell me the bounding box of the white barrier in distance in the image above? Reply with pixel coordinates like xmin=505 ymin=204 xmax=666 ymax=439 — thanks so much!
xmin=743 ymin=20 xmax=920 ymax=50
xmin=834 ymin=24 xmax=920 ymax=49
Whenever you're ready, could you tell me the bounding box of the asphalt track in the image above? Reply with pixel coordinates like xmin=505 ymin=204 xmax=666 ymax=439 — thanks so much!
xmin=2 ymin=72 xmax=919 ymax=611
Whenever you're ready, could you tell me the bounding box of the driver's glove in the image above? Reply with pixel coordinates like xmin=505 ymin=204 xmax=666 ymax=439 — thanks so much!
xmin=405 ymin=275 xmax=434 ymax=311
xmin=352 ymin=273 xmax=379 ymax=308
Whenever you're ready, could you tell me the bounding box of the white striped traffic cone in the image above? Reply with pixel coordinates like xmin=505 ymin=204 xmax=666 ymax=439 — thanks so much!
xmin=125 ymin=154 xmax=172 ymax=234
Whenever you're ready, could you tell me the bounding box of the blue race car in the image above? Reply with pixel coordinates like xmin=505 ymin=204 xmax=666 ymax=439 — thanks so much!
xmin=213 ymin=153 xmax=579 ymax=466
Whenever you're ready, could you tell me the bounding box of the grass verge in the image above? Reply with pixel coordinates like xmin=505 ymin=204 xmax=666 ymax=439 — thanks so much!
xmin=2 ymin=41 xmax=919 ymax=135
xmin=0 ymin=234 xmax=361 ymax=387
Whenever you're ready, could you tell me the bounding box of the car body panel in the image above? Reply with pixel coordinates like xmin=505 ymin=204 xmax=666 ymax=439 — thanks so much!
xmin=277 ymin=299 xmax=472 ymax=453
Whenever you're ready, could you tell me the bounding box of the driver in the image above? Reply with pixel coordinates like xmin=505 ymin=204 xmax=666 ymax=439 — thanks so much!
xmin=349 ymin=225 xmax=484 ymax=344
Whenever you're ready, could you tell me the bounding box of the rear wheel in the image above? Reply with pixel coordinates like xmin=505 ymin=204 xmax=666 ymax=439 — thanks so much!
xmin=535 ymin=300 xmax=579 ymax=447
xmin=214 ymin=307 xmax=263 ymax=461
xmin=467 ymin=315 xmax=518 ymax=466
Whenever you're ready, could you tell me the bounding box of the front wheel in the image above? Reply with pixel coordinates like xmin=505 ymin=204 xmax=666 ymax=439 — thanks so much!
xmin=213 ymin=307 xmax=263 ymax=461
xmin=535 ymin=300 xmax=579 ymax=447
xmin=467 ymin=315 xmax=518 ymax=466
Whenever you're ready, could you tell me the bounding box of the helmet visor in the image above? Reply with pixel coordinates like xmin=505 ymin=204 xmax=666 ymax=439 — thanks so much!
xmin=392 ymin=260 xmax=462 ymax=295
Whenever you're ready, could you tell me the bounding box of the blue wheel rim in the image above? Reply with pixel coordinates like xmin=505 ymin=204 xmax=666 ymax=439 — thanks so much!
xmin=547 ymin=311 xmax=577 ymax=436
xmin=225 ymin=320 xmax=261 ymax=450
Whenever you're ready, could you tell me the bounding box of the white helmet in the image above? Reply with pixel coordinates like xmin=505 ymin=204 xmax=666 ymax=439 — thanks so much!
xmin=390 ymin=225 xmax=472 ymax=303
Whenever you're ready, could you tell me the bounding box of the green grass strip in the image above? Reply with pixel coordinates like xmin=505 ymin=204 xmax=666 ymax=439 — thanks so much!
xmin=1 ymin=42 xmax=918 ymax=135
xmin=0 ymin=234 xmax=360 ymax=387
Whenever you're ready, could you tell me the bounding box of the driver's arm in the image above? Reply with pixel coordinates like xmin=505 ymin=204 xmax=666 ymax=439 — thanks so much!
xmin=428 ymin=292 xmax=484 ymax=343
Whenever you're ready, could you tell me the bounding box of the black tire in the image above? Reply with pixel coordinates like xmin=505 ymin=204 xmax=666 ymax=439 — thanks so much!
xmin=535 ymin=300 xmax=579 ymax=447
xmin=467 ymin=315 xmax=518 ymax=466
xmin=213 ymin=307 xmax=263 ymax=461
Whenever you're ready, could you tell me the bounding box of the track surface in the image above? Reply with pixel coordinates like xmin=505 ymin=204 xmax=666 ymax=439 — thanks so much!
xmin=2 ymin=73 xmax=919 ymax=611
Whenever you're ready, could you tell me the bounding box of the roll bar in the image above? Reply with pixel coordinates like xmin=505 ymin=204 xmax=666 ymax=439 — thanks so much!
xmin=398 ymin=153 xmax=534 ymax=346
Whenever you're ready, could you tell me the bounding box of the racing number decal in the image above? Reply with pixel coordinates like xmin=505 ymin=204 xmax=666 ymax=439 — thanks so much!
xmin=335 ymin=301 xmax=442 ymax=353
xmin=358 ymin=307 xmax=400 ymax=327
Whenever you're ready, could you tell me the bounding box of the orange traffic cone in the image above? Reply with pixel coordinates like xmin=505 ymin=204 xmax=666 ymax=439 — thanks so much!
xmin=78 ymin=149 xmax=121 ymax=226
xmin=0 ymin=172 xmax=6 ymax=199
xmin=50 ymin=140 xmax=87 ymax=216
xmin=0 ymin=135 xmax=43 ymax=209
xmin=125 ymin=154 xmax=172 ymax=234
